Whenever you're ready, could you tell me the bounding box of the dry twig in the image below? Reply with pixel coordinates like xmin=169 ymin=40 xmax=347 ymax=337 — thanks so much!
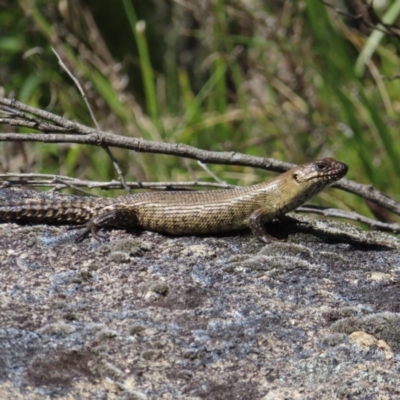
xmin=0 ymin=172 xmax=235 ymax=191
xmin=296 ymin=205 xmax=400 ymax=234
xmin=51 ymin=47 xmax=130 ymax=192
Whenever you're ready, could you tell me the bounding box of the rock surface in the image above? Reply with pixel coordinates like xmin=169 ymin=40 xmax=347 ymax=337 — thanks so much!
xmin=0 ymin=215 xmax=400 ymax=399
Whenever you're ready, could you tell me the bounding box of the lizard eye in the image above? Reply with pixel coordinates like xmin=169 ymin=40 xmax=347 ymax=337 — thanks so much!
xmin=315 ymin=161 xmax=328 ymax=171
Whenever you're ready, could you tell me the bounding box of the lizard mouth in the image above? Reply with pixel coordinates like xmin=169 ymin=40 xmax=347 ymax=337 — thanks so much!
xmin=325 ymin=162 xmax=348 ymax=181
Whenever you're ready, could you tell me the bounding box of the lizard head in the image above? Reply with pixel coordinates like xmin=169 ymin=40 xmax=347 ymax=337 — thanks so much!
xmin=264 ymin=158 xmax=348 ymax=217
xmin=293 ymin=158 xmax=348 ymax=186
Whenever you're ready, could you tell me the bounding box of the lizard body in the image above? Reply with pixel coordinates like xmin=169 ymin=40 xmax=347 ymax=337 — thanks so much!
xmin=0 ymin=158 xmax=347 ymax=243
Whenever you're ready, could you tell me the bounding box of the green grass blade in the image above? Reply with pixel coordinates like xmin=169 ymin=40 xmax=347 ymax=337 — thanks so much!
xmin=122 ymin=0 xmax=161 ymax=132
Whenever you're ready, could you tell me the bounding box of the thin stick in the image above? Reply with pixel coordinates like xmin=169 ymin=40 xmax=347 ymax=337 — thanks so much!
xmin=197 ymin=161 xmax=225 ymax=184
xmin=51 ymin=47 xmax=130 ymax=192
xmin=296 ymin=205 xmax=400 ymax=234
xmin=0 ymin=172 xmax=236 ymax=190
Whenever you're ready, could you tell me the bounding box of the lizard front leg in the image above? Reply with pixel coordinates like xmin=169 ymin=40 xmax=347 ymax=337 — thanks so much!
xmin=248 ymin=208 xmax=279 ymax=244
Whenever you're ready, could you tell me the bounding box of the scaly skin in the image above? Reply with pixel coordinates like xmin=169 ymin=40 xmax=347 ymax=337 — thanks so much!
xmin=0 ymin=158 xmax=348 ymax=243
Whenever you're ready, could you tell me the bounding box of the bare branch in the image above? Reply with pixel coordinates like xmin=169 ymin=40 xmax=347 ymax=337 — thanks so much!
xmin=0 ymin=98 xmax=80 ymax=130
xmin=0 ymin=172 xmax=236 ymax=191
xmin=0 ymin=96 xmax=291 ymax=171
xmin=331 ymin=179 xmax=400 ymax=216
xmin=51 ymin=47 xmax=130 ymax=192
xmin=0 ymin=118 xmax=72 ymax=132
xmin=296 ymin=205 xmax=400 ymax=234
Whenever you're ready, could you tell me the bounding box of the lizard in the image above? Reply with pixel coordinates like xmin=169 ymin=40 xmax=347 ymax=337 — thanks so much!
xmin=0 ymin=158 xmax=348 ymax=243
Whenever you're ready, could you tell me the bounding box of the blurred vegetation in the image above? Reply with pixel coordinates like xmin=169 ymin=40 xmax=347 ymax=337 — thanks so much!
xmin=1 ymin=0 xmax=400 ymax=218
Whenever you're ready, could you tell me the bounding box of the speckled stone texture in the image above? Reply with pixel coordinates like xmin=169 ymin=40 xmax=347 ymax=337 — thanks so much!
xmin=0 ymin=215 xmax=400 ymax=399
